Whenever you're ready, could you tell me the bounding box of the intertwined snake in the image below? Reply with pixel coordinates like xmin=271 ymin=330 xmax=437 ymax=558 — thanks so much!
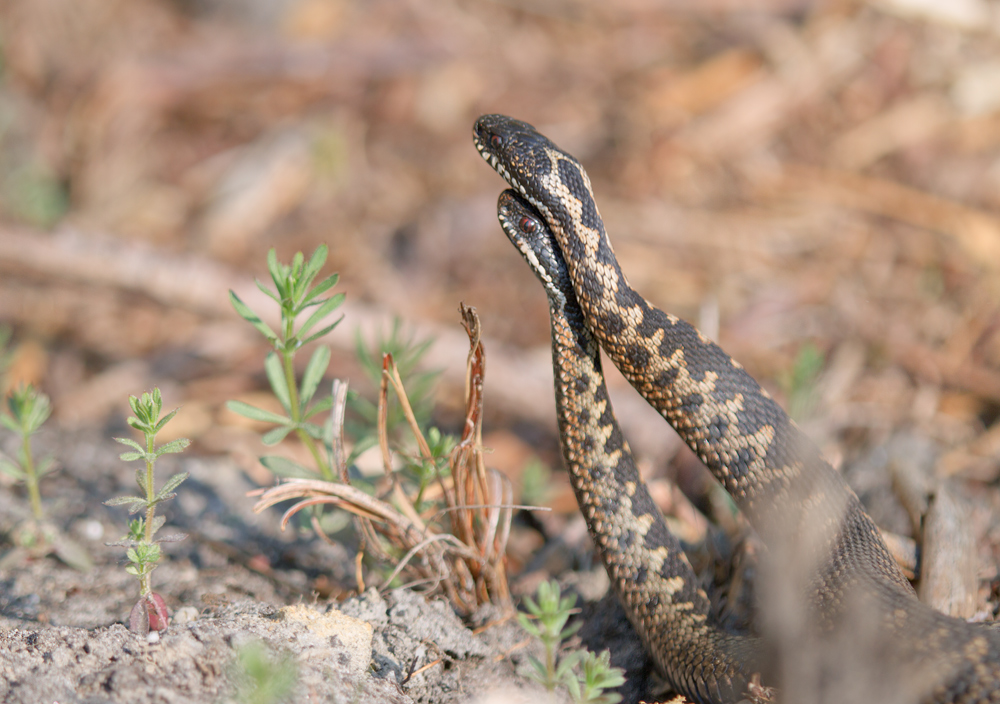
xmin=474 ymin=114 xmax=1000 ymax=704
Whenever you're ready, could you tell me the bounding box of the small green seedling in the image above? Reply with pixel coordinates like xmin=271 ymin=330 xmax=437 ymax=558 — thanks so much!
xmin=0 ymin=384 xmax=55 ymax=523
xmin=565 ymin=650 xmax=626 ymax=704
xmin=227 ymin=245 xmax=344 ymax=481
xmin=105 ymin=388 xmax=189 ymax=634
xmin=229 ymin=641 xmax=299 ymax=704
xmin=519 ymin=580 xmax=625 ymax=704
xmin=781 ymin=341 xmax=825 ymax=422
xmin=0 ymin=383 xmax=93 ymax=570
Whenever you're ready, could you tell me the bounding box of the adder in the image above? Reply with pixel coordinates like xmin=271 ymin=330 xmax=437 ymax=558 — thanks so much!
xmin=474 ymin=114 xmax=1000 ymax=704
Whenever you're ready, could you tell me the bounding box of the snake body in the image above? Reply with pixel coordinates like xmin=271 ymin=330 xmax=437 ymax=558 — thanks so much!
xmin=498 ymin=189 xmax=762 ymax=702
xmin=475 ymin=114 xmax=1000 ymax=703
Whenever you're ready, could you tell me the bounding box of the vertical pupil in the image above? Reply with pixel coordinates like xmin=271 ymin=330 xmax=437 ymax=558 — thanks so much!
xmin=490 ymin=134 xmax=502 ymax=148
xmin=520 ymin=217 xmax=536 ymax=233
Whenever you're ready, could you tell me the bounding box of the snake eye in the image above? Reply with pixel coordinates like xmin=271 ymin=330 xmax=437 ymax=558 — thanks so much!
xmin=519 ymin=216 xmax=537 ymax=234
xmin=490 ymin=134 xmax=503 ymax=149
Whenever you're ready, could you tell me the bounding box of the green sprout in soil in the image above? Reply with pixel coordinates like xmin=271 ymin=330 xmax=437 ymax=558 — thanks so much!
xmin=780 ymin=341 xmax=825 ymax=422
xmin=519 ymin=580 xmax=625 ymax=704
xmin=0 ymin=383 xmax=92 ymax=571
xmin=105 ymin=388 xmax=189 ymax=634
xmin=229 ymin=641 xmax=299 ymax=704
xmin=227 ymin=245 xmax=344 ymax=482
xmin=1 ymin=384 xmax=55 ymax=522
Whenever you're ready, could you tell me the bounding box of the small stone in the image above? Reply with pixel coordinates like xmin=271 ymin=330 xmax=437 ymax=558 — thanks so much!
xmin=275 ymin=604 xmax=373 ymax=681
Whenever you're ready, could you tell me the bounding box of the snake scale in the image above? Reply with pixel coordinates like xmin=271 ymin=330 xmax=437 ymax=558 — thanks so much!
xmin=474 ymin=114 xmax=1000 ymax=703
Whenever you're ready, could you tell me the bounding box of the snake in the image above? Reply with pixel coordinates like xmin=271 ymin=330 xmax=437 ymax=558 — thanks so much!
xmin=474 ymin=114 xmax=1000 ymax=703
xmin=497 ymin=188 xmax=763 ymax=702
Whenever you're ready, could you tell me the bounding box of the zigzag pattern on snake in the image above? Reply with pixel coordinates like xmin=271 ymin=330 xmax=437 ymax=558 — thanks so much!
xmin=475 ymin=114 xmax=1000 ymax=704
xmin=498 ymin=189 xmax=762 ymax=703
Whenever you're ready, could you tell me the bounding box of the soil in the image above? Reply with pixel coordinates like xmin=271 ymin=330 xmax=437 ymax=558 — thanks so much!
xmin=0 ymin=431 xmax=632 ymax=704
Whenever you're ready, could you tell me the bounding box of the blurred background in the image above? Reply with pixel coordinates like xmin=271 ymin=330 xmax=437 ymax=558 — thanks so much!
xmin=1 ymin=0 xmax=1000 ymax=597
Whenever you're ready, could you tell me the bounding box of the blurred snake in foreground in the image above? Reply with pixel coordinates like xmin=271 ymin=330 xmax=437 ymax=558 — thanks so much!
xmin=475 ymin=114 xmax=1000 ymax=704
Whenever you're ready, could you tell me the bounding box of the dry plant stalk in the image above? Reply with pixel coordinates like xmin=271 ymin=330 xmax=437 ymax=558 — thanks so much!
xmin=252 ymin=304 xmax=513 ymax=615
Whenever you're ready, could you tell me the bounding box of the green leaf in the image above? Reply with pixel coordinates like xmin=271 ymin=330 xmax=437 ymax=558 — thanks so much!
xmin=115 ymin=437 xmax=145 ymax=453
xmin=299 ymin=422 xmax=324 ymax=440
xmin=261 ymin=425 xmax=295 ymax=446
xmin=301 ymin=319 xmax=343 ymax=346
xmin=157 ymin=472 xmax=189 ymax=498
xmin=229 ymin=290 xmax=278 ymax=344
xmin=301 ymin=244 xmax=328 ymax=285
xmin=260 ymin=455 xmax=315 ymax=479
xmin=267 ymin=249 xmax=287 ymax=299
xmin=105 ymin=496 xmax=147 ymax=513
xmin=105 ymin=495 xmax=145 ymax=506
xmin=264 ymin=352 xmax=292 ymax=414
xmin=152 ymin=406 xmax=180 ymax=434
xmin=225 ymin=400 xmax=290 ymax=425
xmin=119 ymin=451 xmax=145 ymax=462
xmin=298 ymin=294 xmax=345 ymax=339
xmin=148 ymin=515 xmax=166 ymax=536
xmin=517 ymin=612 xmax=540 ymax=638
xmin=0 ymin=459 xmax=25 ymax=480
xmin=563 ymin=671 xmax=582 ymax=701
xmin=135 ymin=467 xmax=148 ymax=494
xmin=300 ymin=346 xmax=331 ymax=407
xmin=0 ymin=414 xmax=19 ymax=433
xmin=155 ymin=438 xmax=191 ymax=456
xmin=526 ymin=656 xmax=549 ymax=685
xmin=301 ymin=272 xmax=339 ymax=306
xmin=34 ymin=456 xmax=57 ymax=477
xmin=304 ymin=395 xmax=333 ymax=418
xmin=255 ymin=278 xmax=281 ymax=304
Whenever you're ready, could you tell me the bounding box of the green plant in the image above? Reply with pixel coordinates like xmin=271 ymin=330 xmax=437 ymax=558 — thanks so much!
xmin=347 ymin=319 xmax=439 ymax=460
xmin=518 ymin=580 xmax=625 ymax=704
xmin=229 ymin=641 xmax=299 ymax=704
xmin=0 ymin=325 xmax=14 ymax=382
xmin=0 ymin=380 xmax=93 ymax=571
xmin=105 ymin=388 xmax=189 ymax=633
xmin=227 ymin=245 xmax=344 ymax=481
xmin=0 ymin=384 xmax=55 ymax=522
xmin=236 ymin=259 xmax=513 ymax=613
xmin=566 ymin=650 xmax=626 ymax=704
xmin=781 ymin=341 xmax=825 ymax=421
xmin=2 ymin=161 xmax=69 ymax=228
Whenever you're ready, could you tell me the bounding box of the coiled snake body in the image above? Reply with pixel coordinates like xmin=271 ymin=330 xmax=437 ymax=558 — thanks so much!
xmin=475 ymin=114 xmax=1000 ymax=703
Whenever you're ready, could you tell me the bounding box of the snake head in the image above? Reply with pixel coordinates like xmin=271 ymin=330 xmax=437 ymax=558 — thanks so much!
xmin=475 ymin=114 xmax=598 ymax=240
xmin=497 ymin=189 xmax=572 ymax=303
xmin=474 ymin=114 xmax=565 ymax=197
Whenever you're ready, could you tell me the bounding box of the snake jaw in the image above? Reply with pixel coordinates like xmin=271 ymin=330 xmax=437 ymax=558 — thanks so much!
xmin=473 ymin=114 xmax=558 ymax=205
xmin=497 ymin=189 xmax=569 ymax=306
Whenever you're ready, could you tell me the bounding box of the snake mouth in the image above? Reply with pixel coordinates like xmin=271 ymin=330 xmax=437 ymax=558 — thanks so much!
xmin=473 ymin=135 xmax=535 ymax=212
xmin=473 ymin=135 xmax=511 ymax=183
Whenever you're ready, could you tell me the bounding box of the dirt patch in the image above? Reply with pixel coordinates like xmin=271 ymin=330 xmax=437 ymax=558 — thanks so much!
xmin=0 ymin=432 xmax=556 ymax=704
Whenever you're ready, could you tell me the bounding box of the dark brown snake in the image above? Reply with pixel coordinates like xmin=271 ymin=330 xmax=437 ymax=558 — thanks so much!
xmin=474 ymin=114 xmax=1000 ymax=704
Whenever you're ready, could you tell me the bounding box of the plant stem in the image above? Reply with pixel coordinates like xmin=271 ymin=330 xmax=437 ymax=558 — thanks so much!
xmin=21 ymin=434 xmax=42 ymax=521
xmin=140 ymin=433 xmax=156 ymax=596
xmin=282 ymin=348 xmax=331 ymax=480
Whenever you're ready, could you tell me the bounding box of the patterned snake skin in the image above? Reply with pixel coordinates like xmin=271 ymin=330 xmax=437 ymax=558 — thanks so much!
xmin=498 ymin=189 xmax=762 ymax=703
xmin=475 ymin=115 xmax=1000 ymax=703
